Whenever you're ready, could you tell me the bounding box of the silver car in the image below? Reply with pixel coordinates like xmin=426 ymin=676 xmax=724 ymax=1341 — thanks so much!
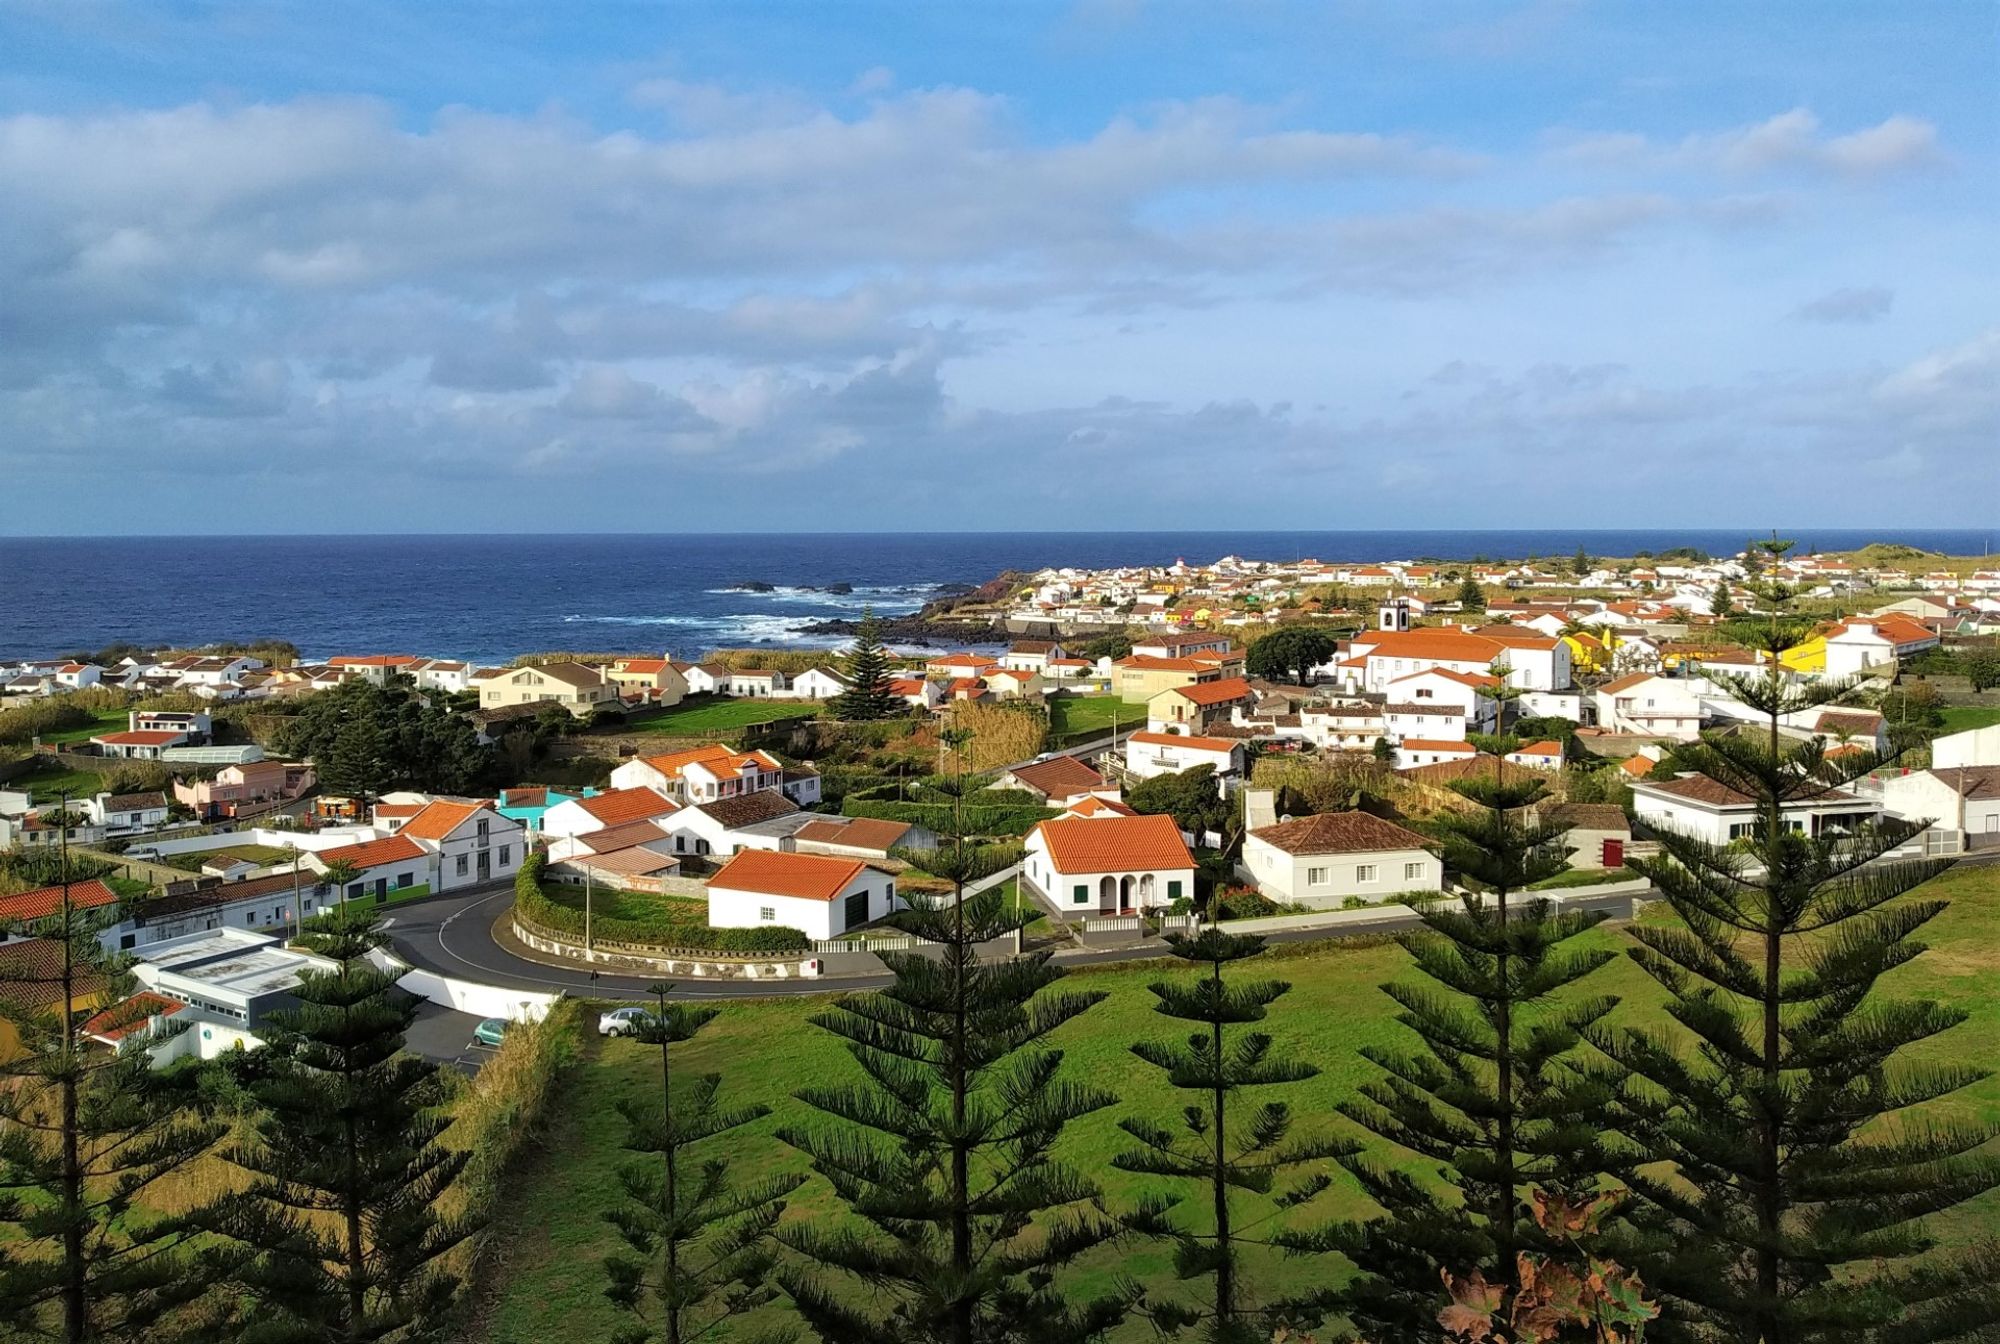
xmin=598 ymin=1006 xmax=656 ymax=1037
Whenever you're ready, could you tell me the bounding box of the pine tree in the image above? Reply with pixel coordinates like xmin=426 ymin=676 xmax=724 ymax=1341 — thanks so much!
xmin=0 ymin=821 xmax=235 ymax=1343
xmin=603 ymin=983 xmax=804 ymax=1344
xmin=831 ymin=608 xmax=900 ymax=721
xmin=1573 ymin=545 xmax=1592 ymax=579
xmin=1457 ymin=577 xmax=1487 ymax=612
xmin=1113 ymin=928 xmax=1355 ymax=1343
xmin=1335 ymin=772 xmax=1622 ymax=1344
xmin=1590 ymin=534 xmax=2000 ymax=1344
xmin=776 ymin=731 xmax=1124 ymax=1343
xmin=221 ymin=905 xmax=478 ymax=1343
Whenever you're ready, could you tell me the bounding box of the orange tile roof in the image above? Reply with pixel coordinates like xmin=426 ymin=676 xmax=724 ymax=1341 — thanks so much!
xmin=577 ymin=788 xmax=680 ymax=825
xmin=710 ymin=849 xmax=870 ymax=901
xmin=1598 ymin=672 xmax=1659 ymax=694
xmin=1513 ymin=740 xmax=1564 ymax=757
xmin=1169 ymin=676 xmax=1253 ymax=706
xmin=639 ymin=743 xmax=738 ymax=774
xmin=1064 ymin=795 xmax=1137 ymax=818
xmin=1030 ymin=813 xmax=1194 ymax=875
xmin=614 ymin=659 xmax=669 ymax=673
xmin=81 ymin=992 xmax=185 ymax=1043
xmin=1358 ymin=630 xmax=1526 ymax=663
xmin=1399 ymin=738 xmax=1477 ymax=753
xmin=1619 ymin=756 xmax=1655 ymax=778
xmin=1129 ymin=730 xmax=1241 ymax=753
xmin=1006 ymin=754 xmax=1107 ymax=796
xmin=0 ymin=879 xmax=120 ymax=923
xmin=93 ymin=729 xmax=185 ymax=746
xmin=316 ymin=834 xmax=426 ymax=870
xmin=1116 ymin=656 xmax=1211 ymax=672
xmin=1394 ymin=667 xmax=1500 ymax=688
xmin=398 ymin=798 xmax=497 ymax=841
xmin=889 ymin=678 xmax=932 ymax=696
xmin=372 ymin=803 xmax=426 ymax=819
xmin=329 ymin=654 xmax=420 ymax=667
xmin=792 ymin=817 xmax=913 ymax=851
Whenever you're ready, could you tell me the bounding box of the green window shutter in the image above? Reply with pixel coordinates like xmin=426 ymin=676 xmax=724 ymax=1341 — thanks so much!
xmin=1167 ymin=880 xmax=1183 ymax=898
xmin=1072 ymin=884 xmax=1089 ymax=903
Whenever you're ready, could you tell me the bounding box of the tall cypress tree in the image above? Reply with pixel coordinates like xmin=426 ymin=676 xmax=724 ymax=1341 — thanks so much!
xmin=0 ymin=824 xmax=234 ymax=1343
xmin=603 ymin=983 xmax=804 ymax=1344
xmin=222 ymin=905 xmax=477 ymax=1343
xmin=1335 ymin=773 xmax=1622 ymax=1343
xmin=831 ymin=607 xmax=900 ymax=722
xmin=776 ymin=732 xmax=1124 ymax=1343
xmin=1591 ymin=534 xmax=2000 ymax=1344
xmin=1113 ymin=928 xmax=1354 ymax=1343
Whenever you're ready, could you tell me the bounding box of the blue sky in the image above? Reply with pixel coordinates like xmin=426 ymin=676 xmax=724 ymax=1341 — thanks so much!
xmin=1 ymin=0 xmax=1994 ymax=533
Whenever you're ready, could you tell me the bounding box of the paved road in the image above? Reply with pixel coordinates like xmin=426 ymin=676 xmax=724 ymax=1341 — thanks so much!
xmin=404 ymin=999 xmax=500 ymax=1075
xmin=380 ymin=881 xmax=1645 ymax=1004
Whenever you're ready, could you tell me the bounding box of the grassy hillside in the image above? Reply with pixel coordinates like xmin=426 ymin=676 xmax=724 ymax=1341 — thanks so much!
xmin=475 ymin=863 xmax=2000 ymax=1342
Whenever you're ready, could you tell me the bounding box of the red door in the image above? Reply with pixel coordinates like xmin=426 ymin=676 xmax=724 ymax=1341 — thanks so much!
xmin=1602 ymin=838 xmax=1624 ymax=868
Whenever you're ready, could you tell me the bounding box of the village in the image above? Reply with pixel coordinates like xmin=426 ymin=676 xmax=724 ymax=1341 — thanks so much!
xmin=3 ymin=542 xmax=1998 ymax=1069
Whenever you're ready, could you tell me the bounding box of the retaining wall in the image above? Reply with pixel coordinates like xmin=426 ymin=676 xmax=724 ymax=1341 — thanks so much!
xmin=512 ymin=915 xmax=819 ymax=981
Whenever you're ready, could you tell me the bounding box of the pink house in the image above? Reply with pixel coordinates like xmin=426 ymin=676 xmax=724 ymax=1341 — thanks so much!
xmin=173 ymin=760 xmax=318 ymax=820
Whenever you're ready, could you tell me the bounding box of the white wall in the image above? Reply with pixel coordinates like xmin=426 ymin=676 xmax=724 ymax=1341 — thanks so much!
xmin=1934 ymin=725 xmax=2000 ymax=769
xmin=708 ymin=871 xmax=894 ymax=940
xmin=395 ymin=966 xmax=558 ymax=1023
xmin=1241 ymin=836 xmax=1438 ymax=906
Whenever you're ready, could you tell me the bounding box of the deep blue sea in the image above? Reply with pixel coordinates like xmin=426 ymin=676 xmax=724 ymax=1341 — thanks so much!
xmin=0 ymin=529 xmax=1991 ymax=664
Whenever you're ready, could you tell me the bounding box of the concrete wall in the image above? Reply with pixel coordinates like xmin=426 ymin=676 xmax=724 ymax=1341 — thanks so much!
xmin=395 ymin=966 xmax=558 ymax=1023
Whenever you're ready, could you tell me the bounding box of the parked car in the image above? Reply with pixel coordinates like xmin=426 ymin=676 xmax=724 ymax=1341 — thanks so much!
xmin=472 ymin=1017 xmax=509 ymax=1048
xmin=598 ymin=1006 xmax=656 ymax=1037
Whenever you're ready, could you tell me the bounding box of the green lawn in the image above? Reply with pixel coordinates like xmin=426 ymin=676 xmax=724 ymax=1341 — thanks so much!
xmin=617 ymin=698 xmax=821 ymax=734
xmin=20 ymin=767 xmax=105 ymax=805
xmin=1940 ymin=705 xmax=2000 ymax=734
xmin=37 ymin=706 xmax=135 ymax=746
xmin=543 ymin=883 xmax=705 ymax=924
xmin=478 ymin=862 xmax=2000 ymax=1341
xmin=1047 ymin=694 xmax=1140 ymax=744
xmin=161 ymin=843 xmax=298 ymax=872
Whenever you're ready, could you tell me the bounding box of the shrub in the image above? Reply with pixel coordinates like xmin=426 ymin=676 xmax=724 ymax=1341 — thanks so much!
xmin=841 ymin=798 xmax=1056 ymax=838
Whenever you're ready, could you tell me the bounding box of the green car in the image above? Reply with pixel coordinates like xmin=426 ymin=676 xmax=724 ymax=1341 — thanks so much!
xmin=472 ymin=1017 xmax=508 ymax=1047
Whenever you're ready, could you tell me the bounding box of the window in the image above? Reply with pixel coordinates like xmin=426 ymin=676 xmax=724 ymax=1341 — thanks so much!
xmin=1405 ymin=861 xmax=1424 ymax=880
xmin=1307 ymin=867 xmax=1329 ymax=886
xmin=455 ymin=855 xmax=469 ymax=876
xmin=245 ymin=912 xmax=256 ymax=925
xmin=500 ymin=845 xmax=511 ymax=865
xmin=1356 ymin=864 xmax=1378 ymax=883
xmin=759 ymin=906 xmax=776 ymax=921
xmin=397 ymin=873 xmax=413 ymax=888
xmin=1167 ymin=880 xmax=1183 ymax=899
xmin=1072 ymin=884 xmax=1090 ymax=904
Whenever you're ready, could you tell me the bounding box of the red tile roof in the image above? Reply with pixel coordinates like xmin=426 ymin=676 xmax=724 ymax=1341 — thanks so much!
xmin=1063 ymin=795 xmax=1137 ymax=818
xmin=92 ymin=729 xmax=185 ymax=746
xmin=0 ymin=879 xmax=120 ymax=923
xmin=1399 ymin=738 xmax=1477 ymax=753
xmin=792 ymin=817 xmax=914 ymax=851
xmin=1513 ymin=740 xmax=1564 ymax=757
xmin=316 ymin=834 xmax=426 ymax=870
xmin=1004 ymin=755 xmax=1106 ymax=797
xmin=1030 ymin=813 xmax=1194 ymax=875
xmin=710 ymin=849 xmax=871 ymax=901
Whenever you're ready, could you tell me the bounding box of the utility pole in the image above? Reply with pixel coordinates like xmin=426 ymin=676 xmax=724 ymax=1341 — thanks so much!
xmin=585 ymin=865 xmax=594 ymax=955
xmin=290 ymin=841 xmax=303 ymax=935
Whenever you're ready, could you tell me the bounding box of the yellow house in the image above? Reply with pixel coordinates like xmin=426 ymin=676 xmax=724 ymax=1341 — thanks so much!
xmin=0 ymin=939 xmax=110 ymax=1064
xmin=605 ymin=657 xmax=689 ymax=706
xmin=1560 ymin=631 xmax=1617 ymax=676
xmin=1114 ymin=657 xmax=1218 ymax=704
xmin=1778 ymin=633 xmax=1828 ymax=673
xmin=478 ymin=662 xmax=616 ymax=717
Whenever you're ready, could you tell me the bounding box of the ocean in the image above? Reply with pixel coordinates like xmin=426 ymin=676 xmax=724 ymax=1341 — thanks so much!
xmin=0 ymin=529 xmax=1990 ymax=664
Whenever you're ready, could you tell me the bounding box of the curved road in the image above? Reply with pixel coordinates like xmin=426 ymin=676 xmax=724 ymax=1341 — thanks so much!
xmin=381 ymin=881 xmax=1647 ymax=1003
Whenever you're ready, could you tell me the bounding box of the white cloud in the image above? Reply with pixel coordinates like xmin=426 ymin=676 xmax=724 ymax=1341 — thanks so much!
xmin=1793 ymin=286 xmax=1894 ymax=324
xmin=1548 ymin=109 xmax=1943 ymax=176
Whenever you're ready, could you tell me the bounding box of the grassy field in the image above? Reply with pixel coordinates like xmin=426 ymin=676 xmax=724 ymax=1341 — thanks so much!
xmin=618 ymin=698 xmax=821 ymax=734
xmin=1048 ymin=694 xmax=1140 ymax=744
xmin=478 ymin=863 xmax=2000 ymax=1342
xmin=35 ymin=706 xmax=134 ymax=746
xmin=20 ymin=767 xmax=105 ymax=805
xmin=161 ymin=843 xmax=296 ymax=872
xmin=544 ymin=883 xmax=704 ymax=923
xmin=1940 ymin=705 xmax=2000 ymax=734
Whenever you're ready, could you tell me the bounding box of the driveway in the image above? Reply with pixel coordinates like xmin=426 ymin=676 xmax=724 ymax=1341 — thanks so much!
xmin=404 ymin=998 xmax=499 ymax=1075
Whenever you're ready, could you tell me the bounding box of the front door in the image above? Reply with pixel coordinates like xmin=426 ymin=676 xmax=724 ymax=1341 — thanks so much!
xmin=478 ymin=850 xmax=491 ymax=881
xmin=843 ymin=890 xmax=869 ymax=932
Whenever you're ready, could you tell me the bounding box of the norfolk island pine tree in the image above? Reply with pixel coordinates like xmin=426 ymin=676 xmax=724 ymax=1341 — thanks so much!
xmin=1587 ymin=534 xmax=2000 ymax=1344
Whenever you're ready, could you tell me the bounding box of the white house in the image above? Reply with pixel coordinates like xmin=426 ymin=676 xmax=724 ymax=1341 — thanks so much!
xmin=1299 ymin=702 xmax=1387 ymax=751
xmin=304 ymin=834 xmax=431 ymax=902
xmin=1002 ymin=641 xmax=1066 ymax=673
xmin=1385 ymin=668 xmax=1498 ymax=729
xmin=82 ymin=790 xmax=171 ymax=834
xmin=788 ymin=666 xmax=850 ymax=700
xmin=54 ymin=662 xmax=104 ymax=690
xmin=889 ymin=677 xmax=944 ymax=711
xmin=983 ymin=668 xmax=1045 ymax=700
xmin=1023 ymin=813 xmax=1197 ymax=917
xmin=1932 ymin=724 xmax=2000 ymax=770
xmin=706 ymin=849 xmax=898 ymax=941
xmin=1503 ymin=740 xmax=1566 ymax=771
xmin=1382 ymin=702 xmax=1471 ymax=744
xmin=1123 ymin=732 xmax=1245 ymax=785
xmin=1594 ymin=672 xmax=1706 ymax=741
xmin=90 ymin=727 xmax=191 ymax=759
xmin=726 ymin=669 xmax=787 ymax=698
xmin=658 ymin=789 xmax=803 ymax=858
xmin=996 ymin=754 xmax=1113 ymax=807
xmin=1631 ymin=775 xmax=1882 ymax=846
xmin=538 ymin=787 xmax=681 ymax=841
xmin=1394 ymin=738 xmax=1478 ymax=770
xmin=1876 ymin=766 xmax=2000 ymax=853
xmin=1347 ymin=627 xmax=1571 ymax=693
xmin=680 ymin=663 xmax=727 ymax=695
xmin=1132 ymin=632 xmax=1234 ymax=659
xmin=395 ymin=798 xmax=524 ymax=891
xmin=1240 ymin=811 xmax=1440 ymax=907
xmin=545 ymin=819 xmax=679 ymax=865
xmin=1822 ymin=616 xmax=1940 ymax=677
xmin=610 ymin=744 xmax=787 ymax=804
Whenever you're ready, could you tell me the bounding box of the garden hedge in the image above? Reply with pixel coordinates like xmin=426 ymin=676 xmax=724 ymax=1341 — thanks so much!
xmin=512 ymin=852 xmax=810 ymax=953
